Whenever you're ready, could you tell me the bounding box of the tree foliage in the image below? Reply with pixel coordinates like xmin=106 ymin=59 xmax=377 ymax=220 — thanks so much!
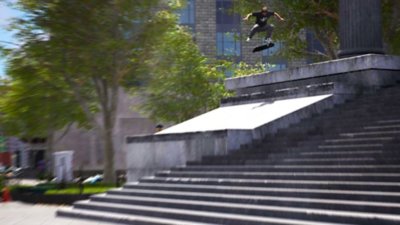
xmin=382 ymin=0 xmax=400 ymax=54
xmin=2 ymin=0 xmax=176 ymax=182
xmin=0 ymin=53 xmax=87 ymax=162
xmin=136 ymin=18 xmax=230 ymax=123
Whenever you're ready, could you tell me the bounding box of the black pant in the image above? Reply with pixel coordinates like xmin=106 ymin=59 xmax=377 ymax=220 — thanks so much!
xmin=248 ymin=24 xmax=274 ymax=39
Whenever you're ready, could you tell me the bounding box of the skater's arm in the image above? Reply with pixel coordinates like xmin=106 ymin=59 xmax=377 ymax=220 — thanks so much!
xmin=274 ymin=12 xmax=285 ymax=21
xmin=243 ymin=13 xmax=253 ymax=21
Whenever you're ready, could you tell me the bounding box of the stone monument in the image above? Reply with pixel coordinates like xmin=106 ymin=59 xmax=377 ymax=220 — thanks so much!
xmin=338 ymin=0 xmax=384 ymax=57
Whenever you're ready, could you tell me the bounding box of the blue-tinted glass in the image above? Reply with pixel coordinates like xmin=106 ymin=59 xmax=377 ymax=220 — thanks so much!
xmin=178 ymin=0 xmax=195 ymax=25
xmin=216 ymin=0 xmax=240 ymax=25
xmin=217 ymin=32 xmax=241 ymax=56
xmin=188 ymin=0 xmax=195 ymax=23
xmin=217 ymin=33 xmax=224 ymax=55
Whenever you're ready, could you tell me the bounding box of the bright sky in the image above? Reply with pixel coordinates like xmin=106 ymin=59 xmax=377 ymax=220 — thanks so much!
xmin=0 ymin=0 xmax=22 ymax=77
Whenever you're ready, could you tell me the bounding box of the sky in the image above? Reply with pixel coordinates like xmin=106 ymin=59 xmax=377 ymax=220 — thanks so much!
xmin=0 ymin=0 xmax=22 ymax=77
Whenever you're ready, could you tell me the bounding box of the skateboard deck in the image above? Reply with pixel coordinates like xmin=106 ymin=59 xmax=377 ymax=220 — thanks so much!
xmin=252 ymin=42 xmax=275 ymax=53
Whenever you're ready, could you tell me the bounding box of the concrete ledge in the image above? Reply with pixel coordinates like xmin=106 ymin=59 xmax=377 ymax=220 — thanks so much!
xmin=225 ymin=54 xmax=400 ymax=91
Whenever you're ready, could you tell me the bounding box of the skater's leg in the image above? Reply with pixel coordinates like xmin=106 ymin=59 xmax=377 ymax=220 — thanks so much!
xmin=248 ymin=24 xmax=261 ymax=39
xmin=265 ymin=24 xmax=274 ymax=40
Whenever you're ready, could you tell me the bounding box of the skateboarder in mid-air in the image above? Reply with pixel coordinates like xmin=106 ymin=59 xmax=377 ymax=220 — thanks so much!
xmin=243 ymin=5 xmax=285 ymax=46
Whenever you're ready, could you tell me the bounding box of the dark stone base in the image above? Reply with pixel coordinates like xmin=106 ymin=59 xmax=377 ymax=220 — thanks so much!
xmin=11 ymin=190 xmax=91 ymax=205
xmin=338 ymin=48 xmax=385 ymax=58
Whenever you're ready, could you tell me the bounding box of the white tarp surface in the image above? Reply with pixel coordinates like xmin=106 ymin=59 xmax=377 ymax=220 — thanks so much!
xmin=158 ymin=94 xmax=332 ymax=134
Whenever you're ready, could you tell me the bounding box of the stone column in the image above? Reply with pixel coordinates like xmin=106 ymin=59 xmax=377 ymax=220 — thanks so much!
xmin=338 ymin=0 xmax=384 ymax=58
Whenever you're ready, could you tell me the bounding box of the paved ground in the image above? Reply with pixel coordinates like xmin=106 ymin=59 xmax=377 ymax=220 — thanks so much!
xmin=0 ymin=202 xmax=119 ymax=225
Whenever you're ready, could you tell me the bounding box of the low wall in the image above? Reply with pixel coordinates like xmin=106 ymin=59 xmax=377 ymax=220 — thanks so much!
xmin=125 ymin=131 xmax=228 ymax=181
xmin=225 ymin=54 xmax=400 ymax=95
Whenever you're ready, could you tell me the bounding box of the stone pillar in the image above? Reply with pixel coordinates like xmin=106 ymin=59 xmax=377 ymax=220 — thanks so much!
xmin=338 ymin=0 xmax=384 ymax=58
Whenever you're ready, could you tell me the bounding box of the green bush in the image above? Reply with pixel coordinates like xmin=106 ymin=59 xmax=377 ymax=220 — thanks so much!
xmin=45 ymin=182 xmax=116 ymax=195
xmin=8 ymin=184 xmax=35 ymax=193
xmin=0 ymin=174 xmax=4 ymax=190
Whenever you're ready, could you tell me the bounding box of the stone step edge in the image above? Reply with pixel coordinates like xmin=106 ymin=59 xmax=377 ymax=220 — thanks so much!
xmin=175 ymin=165 xmax=400 ymax=170
xmin=156 ymin=171 xmax=400 ymax=177
xmin=77 ymin=199 xmax=400 ymax=223
xmin=57 ymin=207 xmax=214 ymax=225
xmin=72 ymin=201 xmax=344 ymax=225
xmin=124 ymin=182 xmax=400 ymax=197
xmin=105 ymin=189 xmax=400 ymax=208
xmin=140 ymin=177 xmax=400 ymax=187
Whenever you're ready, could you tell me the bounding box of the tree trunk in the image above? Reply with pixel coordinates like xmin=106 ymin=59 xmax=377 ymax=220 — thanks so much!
xmin=45 ymin=131 xmax=54 ymax=174
xmin=101 ymin=111 xmax=116 ymax=183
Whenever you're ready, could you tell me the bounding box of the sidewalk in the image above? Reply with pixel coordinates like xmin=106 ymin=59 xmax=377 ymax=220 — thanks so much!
xmin=0 ymin=202 xmax=119 ymax=225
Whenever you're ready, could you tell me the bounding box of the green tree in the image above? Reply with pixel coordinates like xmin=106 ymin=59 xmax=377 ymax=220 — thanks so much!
xmin=0 ymin=52 xmax=87 ymax=166
xmin=137 ymin=22 xmax=230 ymax=123
xmin=382 ymin=0 xmax=400 ymax=54
xmin=4 ymin=0 xmax=179 ymax=182
xmin=233 ymin=62 xmax=267 ymax=77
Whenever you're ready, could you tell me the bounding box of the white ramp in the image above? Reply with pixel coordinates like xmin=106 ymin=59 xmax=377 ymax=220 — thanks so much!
xmin=159 ymin=94 xmax=332 ymax=134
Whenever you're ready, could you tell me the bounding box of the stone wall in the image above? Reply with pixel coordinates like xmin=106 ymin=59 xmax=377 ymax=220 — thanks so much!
xmin=195 ymin=0 xmax=217 ymax=58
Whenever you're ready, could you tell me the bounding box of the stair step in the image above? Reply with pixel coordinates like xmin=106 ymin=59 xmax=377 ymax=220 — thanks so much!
xmin=324 ymin=137 xmax=395 ymax=143
xmin=139 ymin=176 xmax=400 ymax=192
xmin=155 ymin=171 xmax=400 ymax=182
xmin=57 ymin=207 xmax=213 ymax=225
xmin=105 ymin=188 xmax=400 ymax=213
xmin=364 ymin=124 xmax=400 ymax=130
xmin=88 ymin=195 xmax=400 ymax=222
xmin=123 ymin=182 xmax=400 ymax=202
xmin=209 ymin=150 xmax=400 ymax=161
xmin=339 ymin=130 xmax=400 ymax=137
xmin=174 ymin=164 xmax=400 ymax=173
xmin=72 ymin=201 xmax=348 ymax=225
xmin=378 ymin=120 xmax=400 ymax=124
xmin=247 ymin=157 xmax=400 ymax=166
xmin=317 ymin=144 xmax=384 ymax=149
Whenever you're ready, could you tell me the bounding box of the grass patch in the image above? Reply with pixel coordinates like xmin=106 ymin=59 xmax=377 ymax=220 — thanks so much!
xmin=45 ymin=183 xmax=116 ymax=195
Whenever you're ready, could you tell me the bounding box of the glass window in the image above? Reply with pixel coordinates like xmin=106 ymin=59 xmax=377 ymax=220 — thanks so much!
xmin=178 ymin=0 xmax=195 ymax=30
xmin=216 ymin=0 xmax=240 ymax=25
xmin=217 ymin=32 xmax=241 ymax=56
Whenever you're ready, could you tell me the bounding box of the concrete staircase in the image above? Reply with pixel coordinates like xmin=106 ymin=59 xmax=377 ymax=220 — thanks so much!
xmin=58 ymin=85 xmax=400 ymax=224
